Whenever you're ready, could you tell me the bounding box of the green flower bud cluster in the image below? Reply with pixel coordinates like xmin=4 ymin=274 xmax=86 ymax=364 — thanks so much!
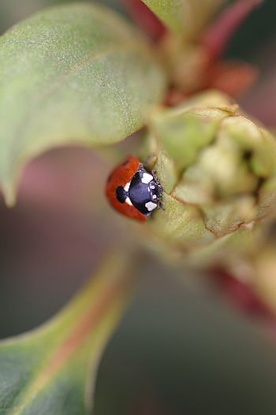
xmin=143 ymin=91 xmax=276 ymax=261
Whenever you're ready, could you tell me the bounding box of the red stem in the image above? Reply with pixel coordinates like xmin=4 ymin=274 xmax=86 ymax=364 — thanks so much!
xmin=212 ymin=268 xmax=275 ymax=320
xmin=202 ymin=0 xmax=263 ymax=60
xmin=120 ymin=0 xmax=166 ymax=40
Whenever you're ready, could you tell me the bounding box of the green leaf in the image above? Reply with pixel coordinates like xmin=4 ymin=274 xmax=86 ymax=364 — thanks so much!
xmin=0 ymin=3 xmax=167 ymax=204
xmin=142 ymin=0 xmax=224 ymax=39
xmin=0 ymin=253 xmax=133 ymax=415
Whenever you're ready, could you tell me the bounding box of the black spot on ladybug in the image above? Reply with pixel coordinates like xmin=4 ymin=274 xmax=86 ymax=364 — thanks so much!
xmin=116 ymin=186 xmax=127 ymax=203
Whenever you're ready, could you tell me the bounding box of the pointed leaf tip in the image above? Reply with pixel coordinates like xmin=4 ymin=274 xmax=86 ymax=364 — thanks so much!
xmin=142 ymin=0 xmax=225 ymax=39
xmin=0 ymin=252 xmax=133 ymax=414
xmin=0 ymin=3 xmax=167 ymax=204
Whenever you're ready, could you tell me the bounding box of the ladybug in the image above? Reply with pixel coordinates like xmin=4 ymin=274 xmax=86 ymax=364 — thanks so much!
xmin=106 ymin=156 xmax=163 ymax=222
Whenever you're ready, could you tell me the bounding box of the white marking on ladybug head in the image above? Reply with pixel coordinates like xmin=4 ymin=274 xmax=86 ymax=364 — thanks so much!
xmin=141 ymin=173 xmax=153 ymax=184
xmin=125 ymin=197 xmax=133 ymax=206
xmin=145 ymin=201 xmax=157 ymax=212
xmin=124 ymin=182 xmax=130 ymax=192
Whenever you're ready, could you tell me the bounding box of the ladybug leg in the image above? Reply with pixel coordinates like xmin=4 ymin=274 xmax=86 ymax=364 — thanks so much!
xmin=158 ymin=195 xmax=165 ymax=210
xmin=151 ymin=171 xmax=164 ymax=210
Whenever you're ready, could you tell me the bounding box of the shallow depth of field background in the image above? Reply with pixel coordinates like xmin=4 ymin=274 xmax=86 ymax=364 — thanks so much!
xmin=0 ymin=1 xmax=276 ymax=414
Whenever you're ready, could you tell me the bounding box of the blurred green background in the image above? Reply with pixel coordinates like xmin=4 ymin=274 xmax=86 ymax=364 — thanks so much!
xmin=0 ymin=1 xmax=276 ymax=414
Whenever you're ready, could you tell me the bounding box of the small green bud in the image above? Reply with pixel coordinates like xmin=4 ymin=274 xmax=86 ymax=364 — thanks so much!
xmin=144 ymin=91 xmax=276 ymax=261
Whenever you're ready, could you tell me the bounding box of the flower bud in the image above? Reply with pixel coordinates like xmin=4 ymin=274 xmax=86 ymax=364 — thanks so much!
xmin=143 ymin=91 xmax=276 ymax=261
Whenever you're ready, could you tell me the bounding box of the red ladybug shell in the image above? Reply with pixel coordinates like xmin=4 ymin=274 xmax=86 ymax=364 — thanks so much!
xmin=106 ymin=156 xmax=146 ymax=222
